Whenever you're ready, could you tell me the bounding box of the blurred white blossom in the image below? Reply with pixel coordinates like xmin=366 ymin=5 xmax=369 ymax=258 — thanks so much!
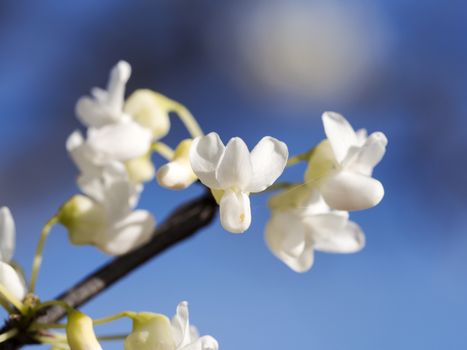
xmin=59 ymin=163 xmax=155 ymax=255
xmin=0 ymin=207 xmax=26 ymax=301
xmin=71 ymin=61 xmax=157 ymax=184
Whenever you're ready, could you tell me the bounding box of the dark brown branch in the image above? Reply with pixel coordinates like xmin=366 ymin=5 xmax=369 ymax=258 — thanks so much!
xmin=1 ymin=192 xmax=217 ymax=349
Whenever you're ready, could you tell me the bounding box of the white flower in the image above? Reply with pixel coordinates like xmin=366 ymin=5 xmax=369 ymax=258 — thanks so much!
xmin=0 ymin=207 xmax=26 ymax=301
xmin=305 ymin=112 xmax=387 ymax=211
xmin=190 ymin=132 xmax=288 ymax=233
xmin=265 ymin=188 xmax=364 ymax=272
xmin=72 ymin=61 xmax=154 ymax=184
xmin=125 ymin=301 xmax=218 ymax=350
xmin=76 ymin=60 xmax=131 ymax=128
xmin=67 ymin=127 xmax=152 ymax=192
xmin=157 ymin=139 xmax=197 ymax=190
xmin=66 ymin=310 xmax=102 ymax=350
xmin=59 ymin=163 xmax=155 ymax=255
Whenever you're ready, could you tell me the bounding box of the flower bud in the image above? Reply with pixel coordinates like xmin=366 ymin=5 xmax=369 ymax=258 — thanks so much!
xmin=125 ymin=154 xmax=155 ymax=183
xmin=66 ymin=310 xmax=102 ymax=350
xmin=58 ymin=195 xmax=107 ymax=246
xmin=156 ymin=139 xmax=197 ymax=190
xmin=125 ymin=313 xmax=176 ymax=350
xmin=124 ymin=89 xmax=171 ymax=140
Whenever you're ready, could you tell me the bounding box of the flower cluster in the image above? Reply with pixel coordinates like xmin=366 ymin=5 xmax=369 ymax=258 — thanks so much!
xmin=0 ymin=61 xmax=387 ymax=349
xmin=60 ymin=61 xmax=165 ymax=255
xmin=65 ymin=301 xmax=217 ymax=350
xmin=265 ymin=112 xmax=387 ymax=271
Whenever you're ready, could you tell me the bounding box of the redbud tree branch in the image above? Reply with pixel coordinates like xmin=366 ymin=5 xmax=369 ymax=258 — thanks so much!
xmin=1 ymin=191 xmax=217 ymax=350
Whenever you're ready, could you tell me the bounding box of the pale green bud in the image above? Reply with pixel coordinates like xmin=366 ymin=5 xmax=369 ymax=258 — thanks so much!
xmin=66 ymin=310 xmax=102 ymax=350
xmin=126 ymin=153 xmax=155 ymax=183
xmin=124 ymin=89 xmax=171 ymax=140
xmin=58 ymin=195 xmax=106 ymax=246
xmin=125 ymin=313 xmax=176 ymax=350
xmin=156 ymin=139 xmax=197 ymax=190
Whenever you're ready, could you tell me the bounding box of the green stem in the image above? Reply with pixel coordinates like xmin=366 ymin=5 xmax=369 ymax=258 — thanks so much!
xmin=34 ymin=333 xmax=67 ymax=347
xmin=170 ymin=101 xmax=204 ymax=138
xmin=152 ymin=142 xmax=175 ymax=161
xmin=0 ymin=295 xmax=13 ymax=313
xmin=263 ymin=182 xmax=300 ymax=192
xmin=0 ymin=328 xmax=18 ymax=343
xmin=287 ymin=147 xmax=316 ymax=167
xmin=29 ymin=216 xmax=59 ymax=294
xmin=93 ymin=311 xmax=136 ymax=326
xmin=98 ymin=333 xmax=128 ymax=342
xmin=0 ymin=284 xmax=26 ymax=315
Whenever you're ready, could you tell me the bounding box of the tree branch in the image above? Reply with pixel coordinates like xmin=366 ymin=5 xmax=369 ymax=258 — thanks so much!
xmin=0 ymin=191 xmax=217 ymax=349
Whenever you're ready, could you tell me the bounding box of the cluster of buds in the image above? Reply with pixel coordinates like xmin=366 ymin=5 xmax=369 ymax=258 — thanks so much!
xmin=64 ymin=302 xmax=217 ymax=350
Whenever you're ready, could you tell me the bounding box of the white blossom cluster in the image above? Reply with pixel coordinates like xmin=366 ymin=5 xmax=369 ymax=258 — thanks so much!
xmin=0 ymin=61 xmax=387 ymax=349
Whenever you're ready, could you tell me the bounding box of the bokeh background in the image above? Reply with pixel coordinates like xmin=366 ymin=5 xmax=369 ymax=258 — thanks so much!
xmin=0 ymin=0 xmax=466 ymax=349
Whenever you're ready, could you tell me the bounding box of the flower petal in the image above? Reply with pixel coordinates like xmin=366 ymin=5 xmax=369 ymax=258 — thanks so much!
xmin=180 ymin=336 xmax=219 ymax=350
xmin=86 ymin=121 xmax=152 ymax=162
xmin=156 ymin=161 xmax=197 ymax=190
xmin=96 ymin=210 xmax=156 ymax=255
xmin=245 ymin=137 xmax=288 ymax=193
xmin=320 ymin=171 xmax=384 ymax=211
xmin=322 ymin=111 xmax=357 ymax=163
xmin=265 ymin=211 xmax=314 ymax=273
xmin=189 ymin=132 xmax=225 ymax=188
xmin=0 ymin=261 xmax=26 ymax=301
xmin=75 ymin=97 xmax=114 ymax=128
xmin=106 ymin=60 xmax=131 ymax=113
xmin=310 ymin=215 xmax=365 ymax=253
xmin=172 ymin=301 xmax=192 ymax=347
xmin=216 ymin=137 xmax=252 ymax=190
xmin=304 ymin=140 xmax=336 ymax=185
xmin=66 ymin=130 xmax=100 ymax=177
xmin=219 ymin=190 xmax=251 ymax=233
xmin=352 ymin=131 xmax=388 ymax=176
xmin=0 ymin=207 xmax=15 ymax=263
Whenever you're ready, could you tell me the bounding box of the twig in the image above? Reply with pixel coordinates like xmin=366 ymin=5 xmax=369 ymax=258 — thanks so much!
xmin=0 ymin=191 xmax=217 ymax=349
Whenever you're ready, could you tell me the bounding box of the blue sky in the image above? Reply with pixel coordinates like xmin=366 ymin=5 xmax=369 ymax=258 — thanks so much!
xmin=0 ymin=1 xmax=466 ymax=349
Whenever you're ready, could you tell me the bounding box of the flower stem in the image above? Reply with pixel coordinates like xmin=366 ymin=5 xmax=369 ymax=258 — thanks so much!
xmin=93 ymin=311 xmax=136 ymax=325
xmin=34 ymin=333 xmax=67 ymax=347
xmin=0 ymin=296 xmax=13 ymax=313
xmin=152 ymin=142 xmax=175 ymax=161
xmin=0 ymin=284 xmax=26 ymax=315
xmin=0 ymin=328 xmax=18 ymax=343
xmin=263 ymin=182 xmax=300 ymax=192
xmin=29 ymin=216 xmax=59 ymax=294
xmin=170 ymin=101 xmax=204 ymax=138
xmin=98 ymin=333 xmax=128 ymax=342
xmin=287 ymin=147 xmax=316 ymax=166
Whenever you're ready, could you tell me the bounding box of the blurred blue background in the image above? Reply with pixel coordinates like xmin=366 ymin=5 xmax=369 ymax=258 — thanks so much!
xmin=0 ymin=0 xmax=466 ymax=349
